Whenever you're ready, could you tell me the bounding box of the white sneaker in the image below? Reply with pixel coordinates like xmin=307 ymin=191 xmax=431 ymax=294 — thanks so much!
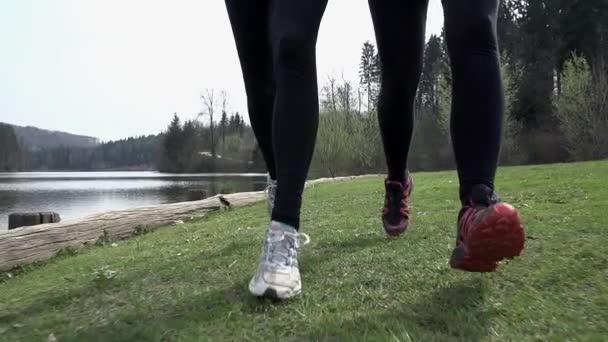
xmin=265 ymin=175 xmax=277 ymax=216
xmin=249 ymin=221 xmax=310 ymax=300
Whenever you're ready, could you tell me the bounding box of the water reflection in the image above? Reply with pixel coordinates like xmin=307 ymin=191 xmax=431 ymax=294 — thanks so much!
xmin=0 ymin=172 xmax=266 ymax=230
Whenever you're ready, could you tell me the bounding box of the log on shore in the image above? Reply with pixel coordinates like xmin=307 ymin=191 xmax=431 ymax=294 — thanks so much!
xmin=0 ymin=175 xmax=376 ymax=272
xmin=9 ymin=212 xmax=61 ymax=230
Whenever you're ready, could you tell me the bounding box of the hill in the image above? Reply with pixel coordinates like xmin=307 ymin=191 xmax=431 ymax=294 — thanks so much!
xmin=5 ymin=123 xmax=99 ymax=150
xmin=0 ymin=161 xmax=606 ymax=341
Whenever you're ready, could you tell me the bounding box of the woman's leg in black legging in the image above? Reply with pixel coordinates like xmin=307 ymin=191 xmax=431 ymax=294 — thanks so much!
xmin=225 ymin=0 xmax=277 ymax=179
xmin=368 ymin=0 xmax=430 ymax=182
xmin=269 ymin=0 xmax=328 ymax=229
xmin=442 ymin=0 xmax=504 ymax=203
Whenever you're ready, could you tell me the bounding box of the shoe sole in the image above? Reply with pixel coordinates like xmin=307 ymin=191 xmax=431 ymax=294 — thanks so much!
xmin=450 ymin=203 xmax=525 ymax=272
xmin=249 ymin=277 xmax=301 ymax=300
xmin=383 ymin=219 xmax=409 ymax=237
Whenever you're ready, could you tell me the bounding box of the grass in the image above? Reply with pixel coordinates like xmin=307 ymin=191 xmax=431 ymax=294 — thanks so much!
xmin=1 ymin=161 xmax=607 ymax=341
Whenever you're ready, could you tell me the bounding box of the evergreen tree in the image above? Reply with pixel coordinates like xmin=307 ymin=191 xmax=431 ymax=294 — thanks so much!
xmin=180 ymin=120 xmax=199 ymax=171
xmin=359 ymin=41 xmax=381 ymax=112
xmin=236 ymin=113 xmax=245 ymax=137
xmin=512 ymin=0 xmax=561 ymax=130
xmin=228 ymin=114 xmax=237 ymax=134
xmin=417 ymin=34 xmax=444 ymax=111
xmin=497 ymin=0 xmax=520 ymax=61
xmin=160 ymin=113 xmax=183 ymax=172
xmin=0 ymin=123 xmax=23 ymax=171
xmin=558 ymin=0 xmax=608 ymax=69
xmin=220 ymin=110 xmax=228 ymax=147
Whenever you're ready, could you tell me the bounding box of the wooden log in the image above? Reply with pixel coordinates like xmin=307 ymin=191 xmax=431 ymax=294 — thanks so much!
xmin=8 ymin=212 xmax=61 ymax=230
xmin=0 ymin=175 xmax=376 ymax=272
xmin=40 ymin=212 xmax=61 ymax=224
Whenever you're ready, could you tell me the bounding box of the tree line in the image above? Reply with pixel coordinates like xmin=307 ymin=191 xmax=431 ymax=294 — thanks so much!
xmin=311 ymin=0 xmax=608 ymax=177
xmin=1 ymin=123 xmax=162 ymax=172
xmin=25 ymin=135 xmax=160 ymax=171
xmin=4 ymin=0 xmax=605 ymax=174
xmin=157 ymin=97 xmax=265 ymax=173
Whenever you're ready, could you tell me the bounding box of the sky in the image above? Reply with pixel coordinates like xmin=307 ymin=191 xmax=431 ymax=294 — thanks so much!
xmin=0 ymin=0 xmax=444 ymax=141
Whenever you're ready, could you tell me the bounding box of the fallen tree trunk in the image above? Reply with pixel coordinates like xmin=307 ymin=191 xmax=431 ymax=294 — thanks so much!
xmin=9 ymin=212 xmax=61 ymax=230
xmin=0 ymin=175 xmax=376 ymax=272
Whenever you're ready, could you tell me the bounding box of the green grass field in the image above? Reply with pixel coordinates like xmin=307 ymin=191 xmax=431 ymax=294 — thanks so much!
xmin=1 ymin=161 xmax=607 ymax=341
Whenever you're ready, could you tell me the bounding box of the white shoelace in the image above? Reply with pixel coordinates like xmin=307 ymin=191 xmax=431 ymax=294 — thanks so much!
xmin=265 ymin=182 xmax=277 ymax=211
xmin=265 ymin=230 xmax=310 ymax=268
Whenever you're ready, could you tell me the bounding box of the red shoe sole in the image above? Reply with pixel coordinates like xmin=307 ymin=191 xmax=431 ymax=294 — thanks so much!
xmin=383 ymin=219 xmax=410 ymax=237
xmin=450 ymin=203 xmax=525 ymax=272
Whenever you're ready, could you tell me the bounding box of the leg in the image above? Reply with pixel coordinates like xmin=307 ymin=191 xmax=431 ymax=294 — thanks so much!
xmin=444 ymin=0 xmax=525 ymax=272
xmin=443 ymin=0 xmax=503 ymax=203
xmin=368 ymin=0 xmax=429 ymax=236
xmin=225 ymin=0 xmax=277 ymax=179
xmin=247 ymin=0 xmax=327 ymax=300
xmin=269 ymin=0 xmax=328 ymax=229
xmin=369 ymin=0 xmax=429 ymax=182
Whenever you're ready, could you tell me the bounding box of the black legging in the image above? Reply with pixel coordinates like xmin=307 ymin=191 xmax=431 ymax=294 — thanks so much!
xmin=369 ymin=0 xmax=504 ymax=204
xmin=226 ymin=0 xmax=328 ymax=229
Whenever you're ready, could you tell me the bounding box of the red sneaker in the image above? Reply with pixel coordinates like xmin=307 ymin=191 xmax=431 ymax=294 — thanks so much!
xmin=382 ymin=174 xmax=413 ymax=236
xmin=450 ymin=185 xmax=525 ymax=272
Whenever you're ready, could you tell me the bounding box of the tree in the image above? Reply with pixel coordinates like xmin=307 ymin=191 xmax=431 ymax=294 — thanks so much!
xmin=200 ymin=89 xmax=217 ymax=157
xmin=555 ymin=53 xmax=608 ymax=160
xmin=180 ymin=120 xmax=199 ymax=171
xmin=512 ymin=0 xmax=561 ymax=130
xmin=314 ymin=111 xmax=353 ymax=177
xmin=336 ymin=76 xmax=356 ymax=116
xmin=0 ymin=123 xmax=23 ymax=171
xmin=220 ymin=111 xmax=228 ymax=148
xmin=25 ymin=134 xmax=160 ymax=171
xmin=320 ymin=75 xmax=338 ymax=112
xmin=160 ymin=113 xmax=183 ymax=172
xmin=359 ymin=41 xmax=381 ymax=112
xmin=417 ymin=34 xmax=443 ymax=111
xmin=228 ymin=114 xmax=235 ymax=134
xmin=237 ymin=113 xmax=245 ymax=137
xmin=557 ymin=0 xmax=608 ymax=70
xmin=500 ymin=58 xmax=524 ymax=165
xmin=497 ymin=0 xmax=520 ymax=61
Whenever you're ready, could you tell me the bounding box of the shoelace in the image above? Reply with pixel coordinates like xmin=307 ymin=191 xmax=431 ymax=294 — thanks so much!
xmin=458 ymin=206 xmax=478 ymax=240
xmin=264 ymin=179 xmax=277 ymax=211
xmin=384 ymin=182 xmax=410 ymax=217
xmin=458 ymin=198 xmax=495 ymax=240
xmin=265 ymin=184 xmax=276 ymax=204
xmin=265 ymin=230 xmax=310 ymax=268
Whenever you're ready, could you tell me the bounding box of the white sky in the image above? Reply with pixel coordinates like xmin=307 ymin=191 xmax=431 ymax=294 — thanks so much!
xmin=0 ymin=0 xmax=444 ymax=141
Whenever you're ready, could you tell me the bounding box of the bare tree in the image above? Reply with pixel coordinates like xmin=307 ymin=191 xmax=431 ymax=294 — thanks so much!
xmin=320 ymin=75 xmax=338 ymax=113
xmin=337 ymin=74 xmax=354 ymax=115
xmin=220 ymin=91 xmax=228 ymax=149
xmin=200 ymin=89 xmax=217 ymax=157
xmin=357 ymin=87 xmax=363 ymax=116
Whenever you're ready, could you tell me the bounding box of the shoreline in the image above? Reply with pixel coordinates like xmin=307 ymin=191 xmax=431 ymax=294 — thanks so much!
xmin=0 ymin=175 xmax=377 ymax=271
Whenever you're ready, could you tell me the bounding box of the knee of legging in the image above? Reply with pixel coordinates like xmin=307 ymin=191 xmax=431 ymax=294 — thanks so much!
xmin=247 ymin=94 xmax=273 ymax=115
xmin=272 ymin=33 xmax=315 ymax=76
xmin=245 ymin=81 xmax=274 ymax=101
xmin=445 ymin=13 xmax=498 ymax=57
xmin=379 ymin=75 xmax=418 ymax=102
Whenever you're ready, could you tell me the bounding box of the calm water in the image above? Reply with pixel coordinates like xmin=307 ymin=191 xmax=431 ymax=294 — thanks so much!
xmin=0 ymin=172 xmax=267 ymax=230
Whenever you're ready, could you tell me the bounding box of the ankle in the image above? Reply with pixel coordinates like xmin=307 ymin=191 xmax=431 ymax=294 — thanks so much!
xmin=388 ymin=175 xmax=411 ymax=186
xmin=460 ymin=183 xmax=499 ymax=207
xmin=270 ymin=221 xmax=297 ymax=234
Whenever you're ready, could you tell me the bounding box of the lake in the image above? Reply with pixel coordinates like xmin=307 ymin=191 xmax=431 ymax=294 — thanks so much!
xmin=0 ymin=171 xmax=267 ymax=230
